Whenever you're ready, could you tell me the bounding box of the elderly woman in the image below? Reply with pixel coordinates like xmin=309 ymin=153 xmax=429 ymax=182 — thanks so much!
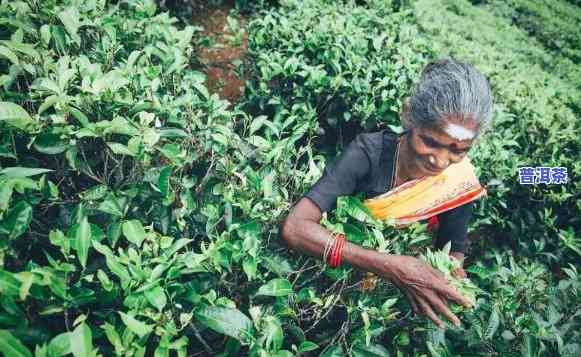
xmin=281 ymin=59 xmax=493 ymax=329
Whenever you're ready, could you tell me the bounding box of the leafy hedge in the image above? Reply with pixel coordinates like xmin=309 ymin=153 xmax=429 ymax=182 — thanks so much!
xmin=244 ymin=0 xmax=431 ymax=135
xmin=0 ymin=0 xmax=264 ymax=355
xmin=0 ymin=0 xmax=579 ymax=356
xmin=413 ymin=0 xmax=580 ymax=264
xmin=483 ymin=0 xmax=581 ymax=64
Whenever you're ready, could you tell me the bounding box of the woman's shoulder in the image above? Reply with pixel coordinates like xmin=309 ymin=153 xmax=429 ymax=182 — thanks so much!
xmin=353 ymin=129 xmax=400 ymax=154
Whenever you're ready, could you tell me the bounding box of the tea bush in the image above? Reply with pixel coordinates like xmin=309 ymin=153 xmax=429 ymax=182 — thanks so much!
xmin=413 ymin=0 xmax=580 ymax=265
xmin=0 ymin=0 xmax=579 ymax=356
xmin=243 ymin=0 xmax=432 ymax=145
xmin=483 ymin=0 xmax=581 ymax=64
xmin=0 ymin=0 xmax=271 ymax=355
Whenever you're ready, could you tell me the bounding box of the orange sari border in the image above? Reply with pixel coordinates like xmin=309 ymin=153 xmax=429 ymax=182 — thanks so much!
xmin=363 ymin=158 xmax=486 ymax=226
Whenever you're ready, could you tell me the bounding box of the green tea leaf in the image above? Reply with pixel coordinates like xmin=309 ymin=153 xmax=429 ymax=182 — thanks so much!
xmin=97 ymin=194 xmax=124 ymax=217
xmin=40 ymin=24 xmax=51 ymax=46
xmin=58 ymin=7 xmax=81 ymax=44
xmin=351 ymin=343 xmax=390 ymax=357
xmin=48 ymin=332 xmax=72 ymax=356
xmin=76 ymin=217 xmax=91 ymax=269
xmin=16 ymin=272 xmax=34 ymax=301
xmin=0 ymin=102 xmax=33 ymax=131
xmin=80 ymin=185 xmax=108 ymax=201
xmin=341 ymin=197 xmax=375 ymax=223
xmin=195 ymin=306 xmax=252 ymax=341
xmin=0 ymin=180 xmax=14 ymax=211
xmin=122 ymin=220 xmax=146 ymax=246
xmin=38 ymin=95 xmax=61 ymax=115
xmin=33 ymin=133 xmax=67 ymax=155
xmin=0 ymin=330 xmax=32 ymax=357
xmin=69 ymin=323 xmax=93 ymax=357
xmin=502 ymin=330 xmax=516 ymax=341
xmin=96 ymin=270 xmax=113 ymax=292
xmin=93 ymin=241 xmax=130 ymax=283
xmin=263 ymin=316 xmax=283 ymax=350
xmin=0 ymin=45 xmax=19 ymax=64
xmin=3 ymin=201 xmax=33 ymax=240
xmin=92 ymin=70 xmax=130 ymax=94
xmin=119 ymin=312 xmax=153 ymax=338
xmin=0 ymin=167 xmax=52 ymax=178
xmin=68 ymin=107 xmax=89 ymax=127
xmin=101 ymin=323 xmax=123 ymax=354
xmin=107 ymin=221 xmax=122 ymax=247
xmin=523 ymin=335 xmax=539 ymax=357
xmin=0 ymin=269 xmax=21 ymax=297
xmin=485 ymin=307 xmax=500 ymax=340
xmin=298 ymin=341 xmax=319 ymax=353
xmin=107 ymin=142 xmax=135 ymax=157
xmin=158 ymin=166 xmax=172 ymax=197
xmin=102 ymin=117 xmax=139 ymax=136
xmin=145 ymin=286 xmax=167 ymax=311
xmin=164 ymin=238 xmax=192 ymax=257
xmin=242 ymin=257 xmax=257 ymax=281
xmin=256 ymin=278 xmax=293 ymax=297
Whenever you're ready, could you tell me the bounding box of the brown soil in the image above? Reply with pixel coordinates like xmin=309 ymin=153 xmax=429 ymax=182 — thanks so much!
xmin=192 ymin=0 xmax=248 ymax=105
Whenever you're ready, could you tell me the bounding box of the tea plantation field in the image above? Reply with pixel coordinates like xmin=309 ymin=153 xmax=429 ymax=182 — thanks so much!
xmin=0 ymin=0 xmax=579 ymax=356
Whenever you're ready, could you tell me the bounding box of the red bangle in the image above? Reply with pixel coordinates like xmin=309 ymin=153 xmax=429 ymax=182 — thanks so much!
xmin=336 ymin=235 xmax=346 ymax=267
xmin=329 ymin=234 xmax=346 ymax=268
xmin=329 ymin=237 xmax=339 ymax=267
xmin=328 ymin=234 xmax=339 ymax=267
xmin=334 ymin=235 xmax=345 ymax=267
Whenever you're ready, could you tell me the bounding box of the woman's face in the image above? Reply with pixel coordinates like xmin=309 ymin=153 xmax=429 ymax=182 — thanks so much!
xmin=404 ymin=116 xmax=479 ymax=178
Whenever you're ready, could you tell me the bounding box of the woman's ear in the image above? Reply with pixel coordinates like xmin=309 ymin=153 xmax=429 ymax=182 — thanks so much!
xmin=400 ymin=97 xmax=412 ymax=129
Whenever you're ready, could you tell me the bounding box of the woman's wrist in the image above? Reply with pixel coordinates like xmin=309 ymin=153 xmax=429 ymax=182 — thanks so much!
xmin=341 ymin=241 xmax=397 ymax=276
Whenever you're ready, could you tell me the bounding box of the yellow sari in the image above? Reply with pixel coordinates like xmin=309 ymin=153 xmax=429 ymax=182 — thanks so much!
xmin=363 ymin=158 xmax=486 ymax=226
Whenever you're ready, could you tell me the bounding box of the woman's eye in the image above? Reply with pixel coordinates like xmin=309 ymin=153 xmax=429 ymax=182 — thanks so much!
xmin=421 ymin=136 xmax=439 ymax=148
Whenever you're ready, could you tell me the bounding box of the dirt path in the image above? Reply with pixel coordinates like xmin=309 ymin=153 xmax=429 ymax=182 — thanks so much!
xmin=192 ymin=0 xmax=248 ymax=105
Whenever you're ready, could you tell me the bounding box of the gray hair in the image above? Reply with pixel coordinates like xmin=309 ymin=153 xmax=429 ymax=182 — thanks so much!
xmin=408 ymin=59 xmax=493 ymax=133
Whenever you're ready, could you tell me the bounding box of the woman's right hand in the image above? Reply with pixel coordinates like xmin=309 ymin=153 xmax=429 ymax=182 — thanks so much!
xmin=375 ymin=254 xmax=473 ymax=328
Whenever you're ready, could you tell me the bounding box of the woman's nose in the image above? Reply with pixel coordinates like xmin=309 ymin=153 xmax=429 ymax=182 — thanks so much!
xmin=432 ymin=153 xmax=450 ymax=170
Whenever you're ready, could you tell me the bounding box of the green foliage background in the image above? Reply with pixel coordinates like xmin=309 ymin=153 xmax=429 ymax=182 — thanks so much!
xmin=0 ymin=0 xmax=579 ymax=356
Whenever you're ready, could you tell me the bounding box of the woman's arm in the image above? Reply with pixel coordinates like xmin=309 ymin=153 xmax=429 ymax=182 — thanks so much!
xmin=281 ymin=197 xmax=473 ymax=328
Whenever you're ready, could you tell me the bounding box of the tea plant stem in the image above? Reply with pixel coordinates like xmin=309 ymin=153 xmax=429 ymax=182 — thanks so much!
xmin=195 ymin=153 xmax=216 ymax=194
xmin=80 ymin=147 xmax=105 ymax=184
xmin=103 ymin=150 xmax=110 ymax=185
xmin=296 ymin=265 xmax=326 ymax=289
xmin=10 ymin=130 xmax=17 ymax=160
xmin=344 ymin=279 xmax=363 ymax=291
xmin=306 ymin=278 xmax=347 ymax=333
xmin=290 ymin=259 xmax=319 ymax=285
xmin=188 ymin=322 xmax=213 ymax=354
xmin=106 ymin=152 xmax=122 ymax=184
